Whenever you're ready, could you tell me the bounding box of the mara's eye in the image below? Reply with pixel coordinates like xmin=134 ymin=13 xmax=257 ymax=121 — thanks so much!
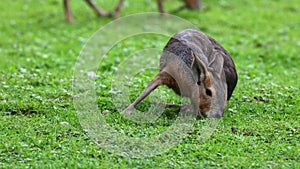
xmin=206 ymin=88 xmax=212 ymax=97
xmin=197 ymin=81 xmax=201 ymax=85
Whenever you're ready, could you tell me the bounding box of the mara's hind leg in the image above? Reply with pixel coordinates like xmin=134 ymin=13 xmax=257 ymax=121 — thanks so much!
xmin=85 ymin=0 xmax=111 ymax=17
xmin=121 ymin=72 xmax=170 ymax=114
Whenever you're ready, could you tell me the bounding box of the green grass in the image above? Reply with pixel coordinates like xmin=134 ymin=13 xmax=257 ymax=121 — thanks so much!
xmin=0 ymin=0 xmax=299 ymax=168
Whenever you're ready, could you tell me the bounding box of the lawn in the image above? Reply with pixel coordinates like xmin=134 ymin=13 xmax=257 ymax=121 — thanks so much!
xmin=0 ymin=0 xmax=299 ymax=168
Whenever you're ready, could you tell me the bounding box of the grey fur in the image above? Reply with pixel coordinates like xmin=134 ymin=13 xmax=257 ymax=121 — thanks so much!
xmin=121 ymin=29 xmax=238 ymax=118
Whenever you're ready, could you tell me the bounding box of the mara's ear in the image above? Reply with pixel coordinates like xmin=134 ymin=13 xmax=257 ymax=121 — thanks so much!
xmin=209 ymin=53 xmax=224 ymax=77
xmin=192 ymin=52 xmax=208 ymax=84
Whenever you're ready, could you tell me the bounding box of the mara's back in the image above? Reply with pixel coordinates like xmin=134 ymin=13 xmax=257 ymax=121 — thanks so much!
xmin=160 ymin=29 xmax=238 ymax=100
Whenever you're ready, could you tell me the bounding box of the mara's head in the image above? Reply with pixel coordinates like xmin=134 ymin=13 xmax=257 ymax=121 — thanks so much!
xmin=192 ymin=52 xmax=227 ymax=118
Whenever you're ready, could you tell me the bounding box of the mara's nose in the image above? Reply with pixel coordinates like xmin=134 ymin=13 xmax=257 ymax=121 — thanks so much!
xmin=206 ymin=110 xmax=224 ymax=118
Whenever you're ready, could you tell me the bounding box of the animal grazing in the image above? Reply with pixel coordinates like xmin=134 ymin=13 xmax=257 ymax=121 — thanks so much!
xmin=63 ymin=0 xmax=201 ymax=22
xmin=121 ymin=29 xmax=238 ymax=118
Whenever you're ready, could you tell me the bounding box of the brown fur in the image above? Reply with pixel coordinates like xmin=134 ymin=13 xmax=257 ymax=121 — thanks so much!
xmin=199 ymin=93 xmax=211 ymax=114
xmin=183 ymin=0 xmax=200 ymax=9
